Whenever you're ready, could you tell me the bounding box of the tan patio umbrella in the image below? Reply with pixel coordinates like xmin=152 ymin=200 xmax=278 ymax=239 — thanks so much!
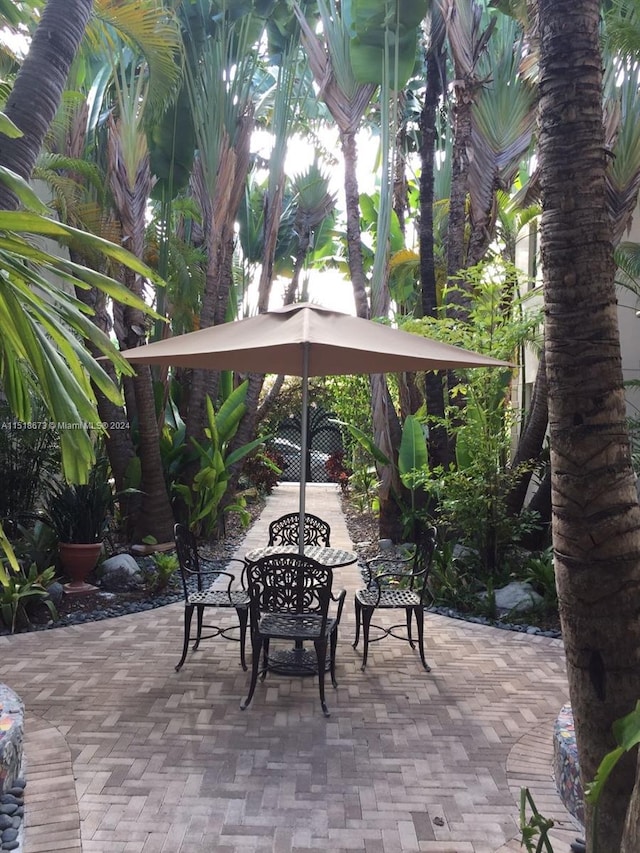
xmin=119 ymin=302 xmax=508 ymax=548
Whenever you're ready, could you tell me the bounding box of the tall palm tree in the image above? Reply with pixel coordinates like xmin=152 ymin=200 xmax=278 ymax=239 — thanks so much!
xmin=181 ymin=1 xmax=259 ymax=447
xmin=438 ymin=0 xmax=495 ymax=317
xmin=284 ymin=161 xmax=336 ymax=304
xmin=465 ymin=14 xmax=536 ymax=266
xmin=104 ymin=47 xmax=177 ymax=542
xmin=39 ymin=1 xmax=183 ymax=537
xmin=253 ymin=4 xmax=312 ymax=314
xmin=538 ymin=1 xmax=640 ymax=850
xmin=295 ymin=0 xmax=415 ymax=536
xmin=0 ymin=0 xmax=93 ymax=210
xmin=420 ymin=3 xmax=451 ymax=469
xmin=0 ymin=0 xmax=178 ymax=492
xmin=294 ymin=0 xmax=377 ymax=320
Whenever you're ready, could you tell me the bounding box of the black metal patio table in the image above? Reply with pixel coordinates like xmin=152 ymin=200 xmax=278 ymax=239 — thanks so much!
xmin=245 ymin=544 xmax=357 ymax=568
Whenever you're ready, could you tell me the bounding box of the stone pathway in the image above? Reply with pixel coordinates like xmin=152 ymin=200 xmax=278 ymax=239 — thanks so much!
xmin=0 ymin=484 xmax=580 ymax=852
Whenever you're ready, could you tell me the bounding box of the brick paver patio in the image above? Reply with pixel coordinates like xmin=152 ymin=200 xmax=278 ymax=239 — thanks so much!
xmin=0 ymin=484 xmax=580 ymax=852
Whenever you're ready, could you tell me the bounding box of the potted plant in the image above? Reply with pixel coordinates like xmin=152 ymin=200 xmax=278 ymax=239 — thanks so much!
xmin=45 ymin=458 xmax=113 ymax=593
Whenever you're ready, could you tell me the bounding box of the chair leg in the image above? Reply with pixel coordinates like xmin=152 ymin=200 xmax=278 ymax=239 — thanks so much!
xmin=260 ymin=638 xmax=270 ymax=681
xmin=193 ymin=605 xmax=205 ymax=650
xmin=237 ymin=607 xmax=248 ymax=671
xmin=329 ymin=628 xmax=338 ymax=688
xmin=406 ymin=607 xmax=415 ymax=649
xmin=414 ymin=606 xmax=431 ymax=672
xmin=240 ymin=635 xmax=263 ymax=710
xmin=360 ymin=606 xmax=374 ymax=671
xmin=353 ymin=596 xmax=361 ymax=649
xmin=176 ymin=604 xmax=194 ymax=671
xmin=314 ymin=637 xmax=330 ymax=717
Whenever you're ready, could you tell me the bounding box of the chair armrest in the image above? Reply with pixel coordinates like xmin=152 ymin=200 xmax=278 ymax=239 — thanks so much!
xmin=222 ymin=557 xmax=248 ymax=589
xmin=331 ymin=588 xmax=347 ymax=623
xmin=199 ymin=558 xmax=248 ymax=592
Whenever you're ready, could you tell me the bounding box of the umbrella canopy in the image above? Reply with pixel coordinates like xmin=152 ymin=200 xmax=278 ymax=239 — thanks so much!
xmin=119 ymin=303 xmax=508 ymax=549
xmin=119 ymin=302 xmax=505 ymax=375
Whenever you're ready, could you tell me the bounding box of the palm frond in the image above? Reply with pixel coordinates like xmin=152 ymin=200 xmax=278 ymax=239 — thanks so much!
xmin=604 ymin=0 xmax=640 ymax=61
xmin=615 ymin=240 xmax=640 ymax=286
xmin=87 ymin=0 xmax=183 ymax=123
xmin=603 ymin=63 xmax=640 ymax=242
xmin=469 ymin=17 xmax=536 ymax=222
xmin=292 ymin=160 xmax=336 ymax=230
xmin=293 ymin=0 xmax=377 ymax=134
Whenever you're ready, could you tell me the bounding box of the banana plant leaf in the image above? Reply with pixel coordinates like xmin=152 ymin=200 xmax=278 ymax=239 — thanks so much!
xmin=346 ymin=0 xmax=427 ymax=89
xmin=398 ymin=414 xmax=428 ymax=482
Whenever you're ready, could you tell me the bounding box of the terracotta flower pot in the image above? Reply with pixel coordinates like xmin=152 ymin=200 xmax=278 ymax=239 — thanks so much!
xmin=58 ymin=542 xmax=102 ymax=594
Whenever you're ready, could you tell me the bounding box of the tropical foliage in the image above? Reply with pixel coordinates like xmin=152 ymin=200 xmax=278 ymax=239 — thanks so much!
xmin=2 ymin=2 xmax=640 ymax=844
xmin=0 ymin=524 xmax=57 ymax=634
xmin=172 ymin=382 xmax=264 ymax=536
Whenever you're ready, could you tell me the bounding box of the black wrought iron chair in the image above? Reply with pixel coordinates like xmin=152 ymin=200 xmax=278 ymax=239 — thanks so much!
xmin=240 ymin=552 xmax=346 ymax=717
xmin=353 ymin=525 xmax=437 ymax=672
xmin=174 ymin=523 xmax=250 ymax=672
xmin=267 ymin=512 xmax=331 ymax=547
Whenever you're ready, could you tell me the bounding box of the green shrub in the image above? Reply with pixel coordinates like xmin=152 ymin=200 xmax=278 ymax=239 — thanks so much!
xmin=241 ymin=449 xmax=283 ymax=495
xmin=0 ymin=526 xmax=57 ymax=633
xmin=522 ymin=547 xmax=557 ymax=605
xmin=143 ymin=551 xmax=179 ymax=594
xmin=11 ymin=519 xmax=58 ymax=573
xmin=0 ymin=402 xmax=59 ymax=520
xmin=427 ymin=539 xmax=480 ymax=611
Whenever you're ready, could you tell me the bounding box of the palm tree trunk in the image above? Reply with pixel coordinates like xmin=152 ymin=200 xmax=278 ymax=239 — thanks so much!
xmin=186 ymin=119 xmax=253 ymax=449
xmin=505 ymin=349 xmax=548 ymax=518
xmin=284 ymin=237 xmax=309 ymax=304
xmin=185 ymin=180 xmax=222 ymax=444
xmin=0 ymin=0 xmax=93 ymax=209
xmin=70 ymin=259 xmax=141 ymax=533
xmin=128 ymin=365 xmax=175 ymax=543
xmin=524 ymin=467 xmax=551 ymax=549
xmin=257 ymin=162 xmax=286 ymax=312
xmin=539 ymin=2 xmax=640 ymax=849
xmin=120 ymin=275 xmax=175 ymax=543
xmin=340 ymin=125 xmax=403 ymax=538
xmin=420 ymin=30 xmax=452 ymax=470
xmin=107 ymin=117 xmax=175 ymax=543
xmin=341 ymin=128 xmax=370 ymax=320
xmin=444 ymin=93 xmax=473 ymax=318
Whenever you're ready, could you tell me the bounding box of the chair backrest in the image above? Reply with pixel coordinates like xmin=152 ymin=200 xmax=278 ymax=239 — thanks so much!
xmin=411 ymin=525 xmax=438 ymax=603
xmin=246 ymin=553 xmax=332 ymax=622
xmin=268 ymin=512 xmax=331 ymax=547
xmin=174 ymin=522 xmax=203 ymax=595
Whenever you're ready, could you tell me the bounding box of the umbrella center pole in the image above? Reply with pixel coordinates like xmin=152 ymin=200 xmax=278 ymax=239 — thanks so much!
xmin=298 ymin=343 xmax=310 ymax=554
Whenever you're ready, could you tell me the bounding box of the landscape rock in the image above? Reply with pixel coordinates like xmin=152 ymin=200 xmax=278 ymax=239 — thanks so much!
xmin=45 ymin=582 xmax=64 ymax=607
xmin=493 ymin=581 xmax=543 ymax=613
xmin=98 ymin=554 xmax=143 ymax=592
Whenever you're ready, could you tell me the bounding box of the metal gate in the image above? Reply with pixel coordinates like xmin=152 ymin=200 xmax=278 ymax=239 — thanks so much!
xmin=273 ymin=404 xmax=344 ymax=483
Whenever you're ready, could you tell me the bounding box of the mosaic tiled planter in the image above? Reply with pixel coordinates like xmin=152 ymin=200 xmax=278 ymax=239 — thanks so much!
xmin=553 ymin=702 xmax=584 ymax=826
xmin=0 ymin=684 xmax=24 ymax=794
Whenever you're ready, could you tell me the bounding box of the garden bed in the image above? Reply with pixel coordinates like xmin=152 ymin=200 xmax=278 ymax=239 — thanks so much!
xmin=4 ymin=492 xmax=561 ymax=640
xmin=1 ymin=497 xmax=266 ymax=635
xmin=339 ymin=495 xmax=561 ymax=639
